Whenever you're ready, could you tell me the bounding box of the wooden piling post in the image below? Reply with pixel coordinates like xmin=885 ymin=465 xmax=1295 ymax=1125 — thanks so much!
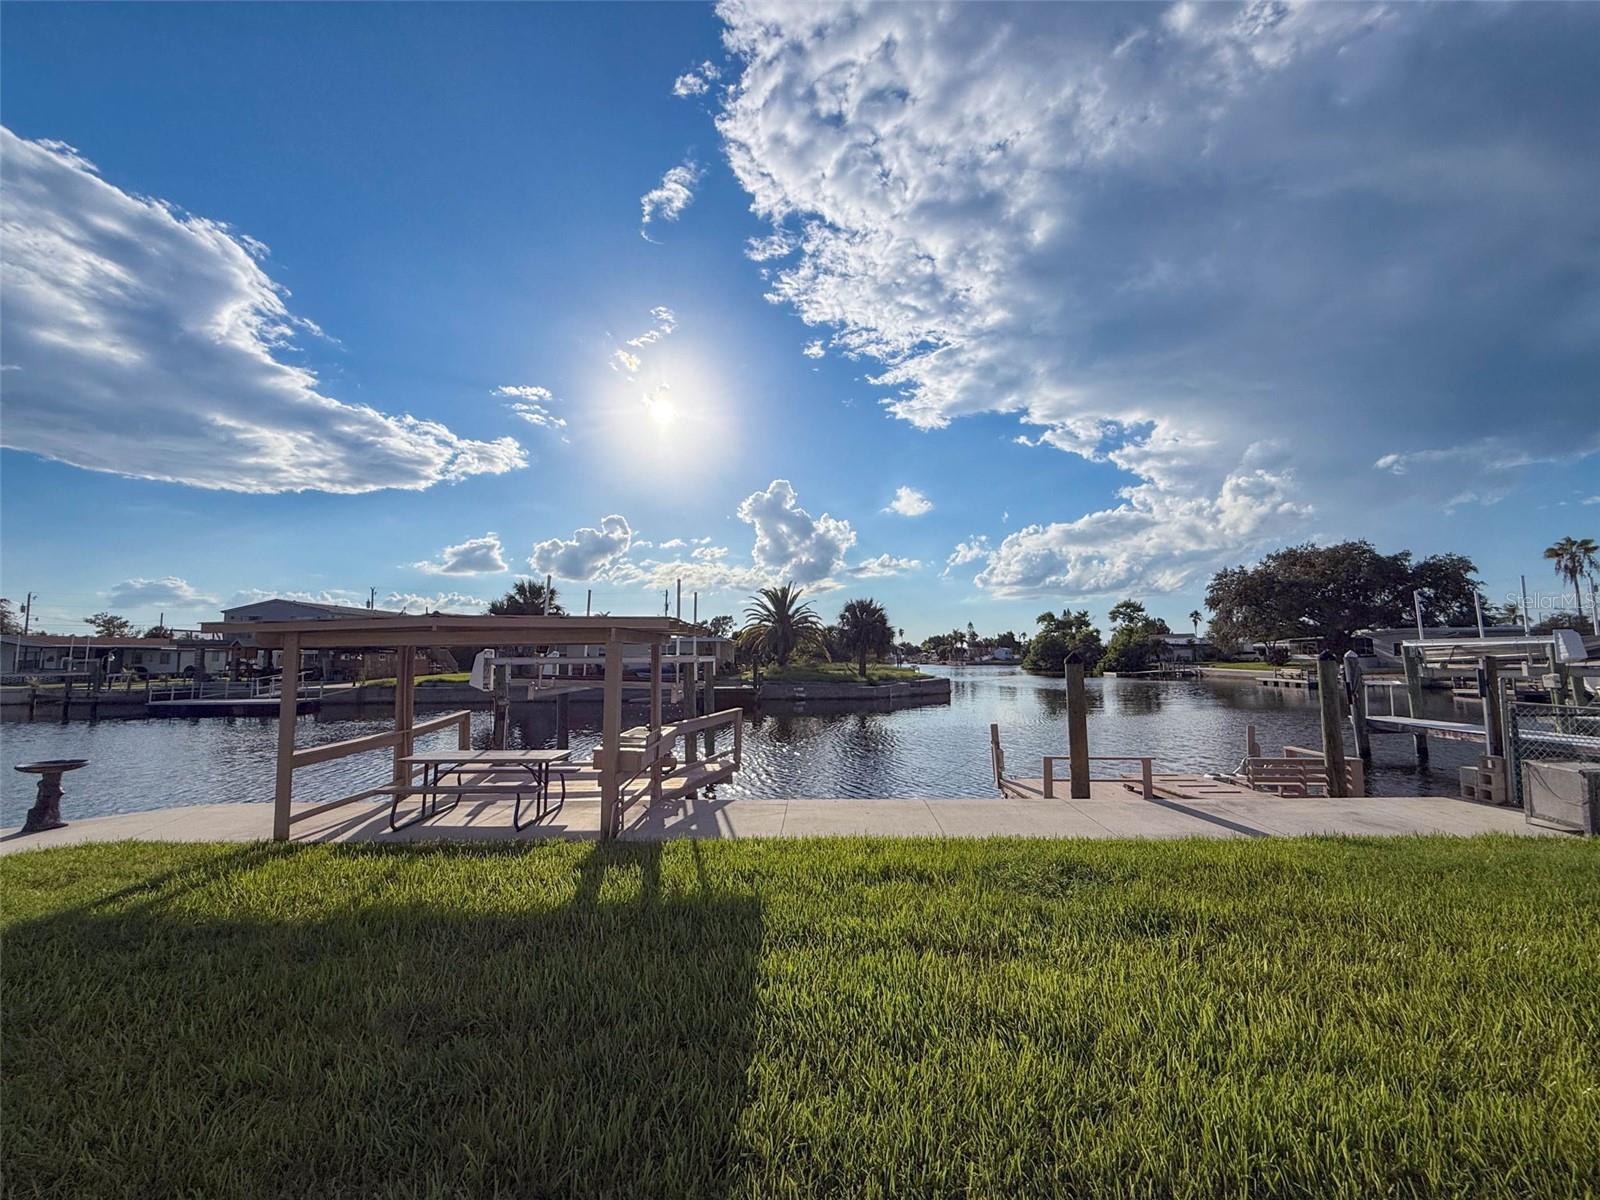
xmin=989 ymin=723 xmax=1004 ymax=790
xmin=1316 ymin=651 xmax=1350 ymax=797
xmin=702 ymin=650 xmax=716 ymax=758
xmin=491 ymin=662 xmax=509 ymax=749
xmin=1343 ymin=649 xmax=1371 ymax=761
xmin=555 ymin=691 xmax=570 ymax=750
xmin=1064 ymin=653 xmax=1090 ymax=800
xmin=1402 ymin=642 xmax=1429 ymax=764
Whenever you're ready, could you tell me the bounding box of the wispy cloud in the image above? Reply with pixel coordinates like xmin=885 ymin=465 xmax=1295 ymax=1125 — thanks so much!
xmin=671 ymin=60 xmax=720 ymax=98
xmin=0 ymin=127 xmax=527 ymax=494
xmin=494 ymin=385 xmax=566 ymax=430
xmin=106 ymin=577 xmax=218 ymax=609
xmin=639 ymin=159 xmax=701 ymax=241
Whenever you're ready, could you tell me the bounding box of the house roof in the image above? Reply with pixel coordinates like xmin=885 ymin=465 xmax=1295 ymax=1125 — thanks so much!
xmin=203 ymin=613 xmax=701 ymax=649
xmin=222 ymin=598 xmax=402 ymax=619
xmin=6 ymin=633 xmax=179 ymax=649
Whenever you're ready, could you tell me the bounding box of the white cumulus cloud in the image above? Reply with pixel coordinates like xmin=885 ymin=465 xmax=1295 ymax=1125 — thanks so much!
xmin=884 ymin=486 xmax=933 ymax=517
xmin=530 ymin=515 xmax=635 ymax=580
xmin=712 ymin=2 xmax=1600 ymax=593
xmin=0 ymin=127 xmax=527 ymax=494
xmin=413 ymin=533 xmax=510 ymax=576
xmin=736 ymin=479 xmax=857 ymax=588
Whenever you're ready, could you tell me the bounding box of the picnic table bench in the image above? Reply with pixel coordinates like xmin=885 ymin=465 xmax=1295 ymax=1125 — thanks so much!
xmin=385 ymin=749 xmax=571 ymax=831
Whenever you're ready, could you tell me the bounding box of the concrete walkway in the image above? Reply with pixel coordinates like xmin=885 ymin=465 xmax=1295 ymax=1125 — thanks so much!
xmin=0 ymin=789 xmax=1564 ymax=854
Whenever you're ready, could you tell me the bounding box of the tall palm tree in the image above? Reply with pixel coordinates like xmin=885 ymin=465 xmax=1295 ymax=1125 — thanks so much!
xmin=839 ymin=598 xmax=894 ymax=678
xmin=487 ymin=578 xmax=563 ymax=616
xmin=1545 ymin=536 xmax=1600 ymax=614
xmin=1188 ymin=609 xmax=1203 ymax=638
xmin=740 ymin=582 xmax=823 ymax=668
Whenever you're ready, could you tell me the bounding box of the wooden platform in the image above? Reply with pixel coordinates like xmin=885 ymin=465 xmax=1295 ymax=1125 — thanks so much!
xmin=1 ymin=790 xmax=1565 ymax=854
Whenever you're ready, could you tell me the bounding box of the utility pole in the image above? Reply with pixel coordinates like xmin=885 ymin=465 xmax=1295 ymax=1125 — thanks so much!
xmin=368 ymin=586 xmax=376 ymax=611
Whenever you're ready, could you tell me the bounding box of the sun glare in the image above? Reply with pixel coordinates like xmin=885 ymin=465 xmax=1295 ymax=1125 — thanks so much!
xmin=642 ymin=385 xmax=677 ymax=428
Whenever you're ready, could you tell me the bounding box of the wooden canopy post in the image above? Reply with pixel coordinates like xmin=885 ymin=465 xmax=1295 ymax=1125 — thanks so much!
xmin=1064 ymin=653 xmax=1090 ymax=799
xmin=1316 ymin=651 xmax=1350 ymax=797
xmin=393 ymin=649 xmax=416 ymax=787
xmin=600 ymin=630 xmax=624 ymax=838
xmin=649 ymin=641 xmax=663 ymax=803
xmin=273 ymin=632 xmax=301 ymax=841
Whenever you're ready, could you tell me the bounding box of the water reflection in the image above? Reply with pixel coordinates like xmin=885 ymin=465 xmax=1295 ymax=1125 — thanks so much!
xmin=2 ymin=665 xmax=1481 ymax=822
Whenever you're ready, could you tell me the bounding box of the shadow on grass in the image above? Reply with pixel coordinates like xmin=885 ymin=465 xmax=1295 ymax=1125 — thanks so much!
xmin=4 ymin=841 xmax=761 ymax=1199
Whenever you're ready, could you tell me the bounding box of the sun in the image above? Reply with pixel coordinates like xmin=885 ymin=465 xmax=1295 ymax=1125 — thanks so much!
xmin=642 ymin=385 xmax=677 ymax=429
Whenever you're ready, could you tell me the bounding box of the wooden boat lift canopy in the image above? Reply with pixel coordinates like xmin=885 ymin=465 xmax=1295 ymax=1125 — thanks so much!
xmin=201 ymin=614 xmax=710 ymax=841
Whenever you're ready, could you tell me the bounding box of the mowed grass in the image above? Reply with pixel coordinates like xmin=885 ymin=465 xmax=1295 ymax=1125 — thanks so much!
xmin=4 ymin=837 xmax=1598 ymax=1199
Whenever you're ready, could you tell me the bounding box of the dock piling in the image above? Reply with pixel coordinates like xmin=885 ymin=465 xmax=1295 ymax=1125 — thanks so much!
xmin=1316 ymin=651 xmax=1350 ymax=798
xmin=1402 ymin=643 xmax=1429 ymax=763
xmin=1343 ymin=650 xmax=1371 ymax=761
xmin=1064 ymin=653 xmax=1090 ymax=800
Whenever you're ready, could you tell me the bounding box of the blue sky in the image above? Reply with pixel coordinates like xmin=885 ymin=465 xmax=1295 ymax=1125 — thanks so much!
xmin=2 ymin=1 xmax=1596 ymax=640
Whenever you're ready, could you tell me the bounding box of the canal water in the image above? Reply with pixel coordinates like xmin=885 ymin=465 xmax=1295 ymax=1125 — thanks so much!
xmin=1 ymin=667 xmax=1482 ymax=824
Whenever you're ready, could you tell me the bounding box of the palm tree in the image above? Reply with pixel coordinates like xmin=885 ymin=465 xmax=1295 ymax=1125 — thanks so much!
xmin=487 ymin=578 xmax=563 ymax=616
xmin=740 ymin=582 xmax=823 ymax=668
xmin=1545 ymin=536 xmax=1600 ymax=615
xmin=838 ymin=598 xmax=894 ymax=678
xmin=1188 ymin=609 xmax=1203 ymax=637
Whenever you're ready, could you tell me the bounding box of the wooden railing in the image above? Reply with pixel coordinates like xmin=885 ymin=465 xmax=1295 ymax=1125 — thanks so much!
xmin=149 ymin=671 xmax=324 ymax=704
xmin=1042 ymin=755 xmax=1155 ymax=799
xmin=614 ymin=708 xmax=743 ymax=819
xmin=1241 ymin=746 xmax=1364 ymax=797
xmin=285 ymin=709 xmax=472 ymax=826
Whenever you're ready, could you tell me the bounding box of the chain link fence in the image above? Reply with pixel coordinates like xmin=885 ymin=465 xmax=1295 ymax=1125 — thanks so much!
xmin=1506 ymin=701 xmax=1600 ymax=809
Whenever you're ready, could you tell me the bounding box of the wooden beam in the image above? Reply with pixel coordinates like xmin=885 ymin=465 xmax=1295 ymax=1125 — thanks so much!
xmin=272 ymin=632 xmax=301 ymax=841
xmin=600 ymin=630 xmax=624 ymax=838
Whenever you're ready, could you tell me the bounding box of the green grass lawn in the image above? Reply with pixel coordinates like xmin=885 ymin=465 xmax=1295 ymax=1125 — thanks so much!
xmin=734 ymin=661 xmax=930 ymax=685
xmin=1202 ymin=660 xmax=1277 ymax=671
xmin=4 ymin=837 xmax=1597 ymax=1199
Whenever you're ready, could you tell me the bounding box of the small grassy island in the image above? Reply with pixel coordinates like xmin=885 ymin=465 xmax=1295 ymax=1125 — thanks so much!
xmin=5 ymin=836 xmax=1596 ymax=1198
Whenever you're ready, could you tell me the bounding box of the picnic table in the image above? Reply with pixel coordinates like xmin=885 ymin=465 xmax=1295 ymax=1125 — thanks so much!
xmin=392 ymin=749 xmax=570 ymax=832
